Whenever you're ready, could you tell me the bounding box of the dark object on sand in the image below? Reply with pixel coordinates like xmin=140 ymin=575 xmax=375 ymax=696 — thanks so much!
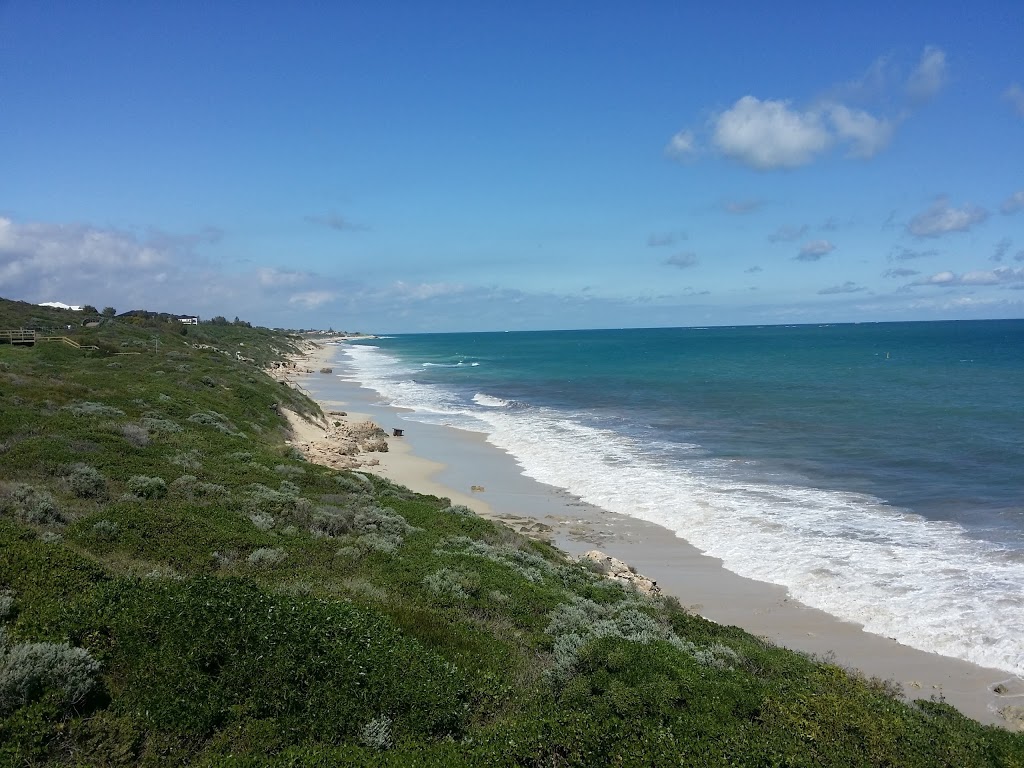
xmin=392 ymin=428 xmax=404 ymax=437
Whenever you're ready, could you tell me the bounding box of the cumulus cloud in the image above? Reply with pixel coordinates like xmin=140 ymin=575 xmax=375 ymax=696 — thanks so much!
xmin=744 ymin=265 xmax=763 ymax=273
xmin=712 ymin=96 xmax=831 ymax=170
xmin=664 ymin=252 xmax=699 ymax=269
xmin=768 ymin=224 xmax=808 ymax=243
xmin=992 ymin=237 xmax=1012 ymax=262
xmin=818 ymin=281 xmax=865 ymax=295
xmin=906 ymin=46 xmax=947 ymax=101
xmin=912 ymin=267 xmax=1024 ymax=287
xmin=1001 ymin=190 xmax=1024 ymax=215
xmin=670 ymin=49 xmax=945 ymax=172
xmin=0 ymin=217 xmax=203 ymax=309
xmin=665 ymin=130 xmax=698 ymax=161
xmin=0 ymin=214 xmax=364 ymax=322
xmin=723 ymin=199 xmax=761 ymax=214
xmin=795 ymin=240 xmax=836 ymax=261
xmin=1004 ymin=84 xmax=1024 ymax=117
xmin=305 ymin=212 xmax=364 ymax=231
xmin=828 ymin=104 xmax=895 ymax=158
xmin=907 ymin=198 xmax=988 ymax=238
xmin=883 ymin=267 xmax=920 ymax=278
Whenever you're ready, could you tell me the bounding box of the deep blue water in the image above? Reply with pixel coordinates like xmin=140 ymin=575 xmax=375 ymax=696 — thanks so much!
xmin=339 ymin=321 xmax=1024 ymax=675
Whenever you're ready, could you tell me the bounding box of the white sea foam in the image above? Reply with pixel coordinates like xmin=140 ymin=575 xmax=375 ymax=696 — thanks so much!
xmin=341 ymin=343 xmax=1024 ymax=677
xmin=473 ymin=393 xmax=510 ymax=408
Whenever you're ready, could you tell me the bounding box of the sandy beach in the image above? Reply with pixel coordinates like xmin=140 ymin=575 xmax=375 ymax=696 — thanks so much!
xmin=271 ymin=337 xmax=1024 ymax=731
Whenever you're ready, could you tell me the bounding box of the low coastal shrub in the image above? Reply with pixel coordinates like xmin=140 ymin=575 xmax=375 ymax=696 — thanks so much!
xmin=0 ymin=483 xmax=65 ymax=525
xmin=170 ymin=450 xmax=203 ymax=471
xmin=140 ymin=416 xmax=182 ymax=434
xmin=119 ymin=423 xmax=150 ymax=448
xmin=169 ymin=474 xmax=228 ymax=502
xmin=93 ymin=577 xmax=468 ymax=741
xmin=91 ymin=520 xmax=119 ymax=540
xmin=64 ymin=402 xmax=125 ymax=419
xmin=188 ymin=410 xmax=239 ymax=435
xmin=423 ymin=568 xmax=480 ymax=601
xmin=248 ymin=512 xmax=275 ymax=531
xmin=442 ymin=504 xmax=476 ymax=517
xmin=247 ymin=547 xmax=286 ymax=568
xmin=126 ymin=475 xmax=167 ymax=500
xmin=0 ymin=633 xmax=101 ymax=716
xmin=359 ymin=715 xmax=393 ymax=751
xmin=62 ymin=463 xmax=107 ymax=499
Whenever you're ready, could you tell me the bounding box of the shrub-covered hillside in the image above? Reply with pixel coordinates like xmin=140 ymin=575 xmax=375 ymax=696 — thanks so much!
xmin=1 ymin=297 xmax=1022 ymax=766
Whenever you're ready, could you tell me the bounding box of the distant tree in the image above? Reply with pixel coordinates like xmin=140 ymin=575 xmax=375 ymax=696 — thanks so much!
xmin=82 ymin=305 xmax=98 ymax=314
xmin=209 ymin=316 xmax=228 ymax=326
xmin=102 ymin=306 xmax=116 ymax=317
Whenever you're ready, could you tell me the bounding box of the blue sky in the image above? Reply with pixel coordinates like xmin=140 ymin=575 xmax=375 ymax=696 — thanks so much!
xmin=1 ymin=1 xmax=1022 ymax=332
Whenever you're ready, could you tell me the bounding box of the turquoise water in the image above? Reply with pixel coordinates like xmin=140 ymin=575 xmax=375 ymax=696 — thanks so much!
xmin=338 ymin=321 xmax=1024 ymax=675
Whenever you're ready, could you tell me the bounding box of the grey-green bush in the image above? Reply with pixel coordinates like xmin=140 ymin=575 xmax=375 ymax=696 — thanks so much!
xmin=64 ymin=401 xmax=125 ymax=418
xmin=0 ymin=483 xmax=65 ymax=525
xmin=0 ymin=634 xmax=101 ymax=715
xmin=120 ymin=423 xmax=151 ymax=448
xmin=360 ymin=715 xmax=394 ymax=750
xmin=64 ymin=463 xmax=107 ymax=499
xmin=127 ymin=475 xmax=167 ymax=500
xmin=247 ymin=547 xmax=286 ymax=568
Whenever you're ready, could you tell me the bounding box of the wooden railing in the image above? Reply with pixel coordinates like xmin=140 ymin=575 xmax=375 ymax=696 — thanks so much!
xmin=0 ymin=330 xmax=99 ymax=350
xmin=0 ymin=329 xmax=37 ymax=344
xmin=39 ymin=336 xmax=100 ymax=350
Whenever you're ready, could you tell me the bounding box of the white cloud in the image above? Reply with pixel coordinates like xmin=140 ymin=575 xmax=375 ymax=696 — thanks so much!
xmin=390 ymin=281 xmax=466 ymax=300
xmin=912 ymin=267 xmax=1024 ymax=287
xmin=796 ymin=240 xmax=836 ymax=261
xmin=664 ymin=130 xmax=697 ymax=161
xmin=818 ymin=281 xmax=865 ymax=295
xmin=907 ymin=198 xmax=988 ymax=238
xmin=288 ymin=291 xmax=337 ymax=308
xmin=665 ymin=252 xmax=699 ymax=269
xmin=906 ymin=46 xmax=947 ymax=101
xmin=712 ymin=96 xmax=831 ymax=170
xmin=256 ymin=267 xmax=310 ymax=288
xmin=1004 ymin=84 xmax=1024 ymax=117
xmin=1001 ymin=190 xmax=1024 ymax=215
xmin=827 ymin=104 xmax=894 ymax=158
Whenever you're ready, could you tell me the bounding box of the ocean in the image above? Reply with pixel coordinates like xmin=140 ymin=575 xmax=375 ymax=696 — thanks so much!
xmin=336 ymin=321 xmax=1024 ymax=677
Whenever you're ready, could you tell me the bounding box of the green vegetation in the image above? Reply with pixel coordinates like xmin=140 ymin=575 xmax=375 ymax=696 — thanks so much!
xmin=1 ymin=296 xmax=1022 ymax=766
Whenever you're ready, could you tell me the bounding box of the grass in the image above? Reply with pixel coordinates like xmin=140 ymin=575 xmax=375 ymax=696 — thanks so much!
xmin=0 ymin=295 xmax=1022 ymax=766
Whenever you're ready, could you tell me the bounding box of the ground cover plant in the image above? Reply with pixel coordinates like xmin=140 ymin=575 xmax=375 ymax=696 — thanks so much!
xmin=1 ymin=295 xmax=1022 ymax=766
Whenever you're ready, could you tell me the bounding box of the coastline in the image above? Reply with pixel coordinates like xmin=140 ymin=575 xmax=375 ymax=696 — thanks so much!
xmin=275 ymin=338 xmax=1024 ymax=730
